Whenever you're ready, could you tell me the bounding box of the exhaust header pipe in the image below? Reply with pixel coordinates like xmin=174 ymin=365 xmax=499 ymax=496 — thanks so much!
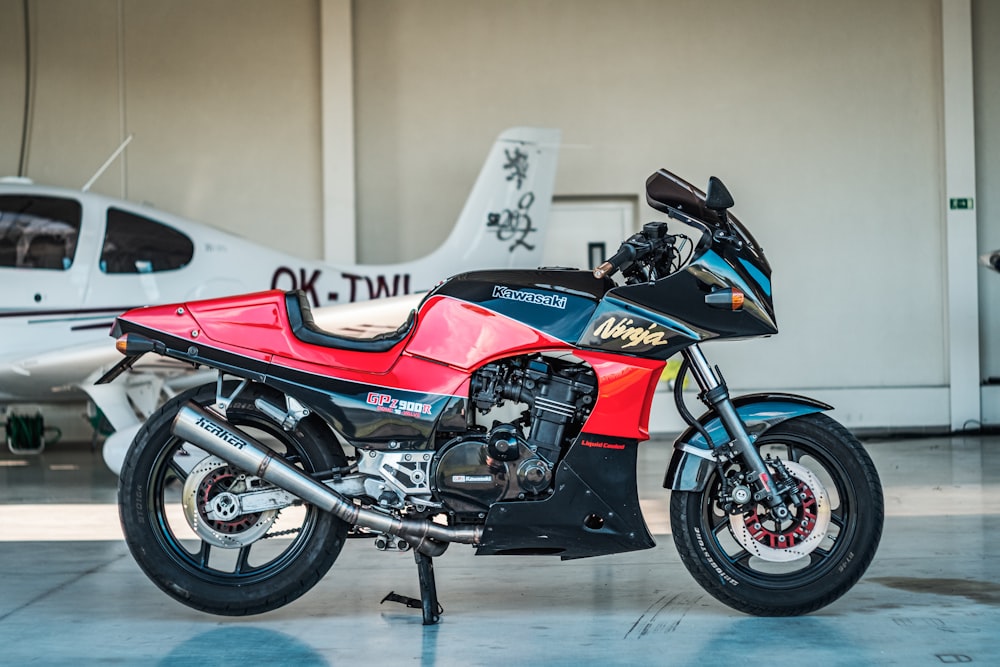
xmin=171 ymin=402 xmax=481 ymax=555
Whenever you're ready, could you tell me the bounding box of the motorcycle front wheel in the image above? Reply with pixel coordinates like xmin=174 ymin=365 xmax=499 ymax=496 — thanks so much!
xmin=669 ymin=413 xmax=883 ymax=616
xmin=118 ymin=382 xmax=349 ymax=615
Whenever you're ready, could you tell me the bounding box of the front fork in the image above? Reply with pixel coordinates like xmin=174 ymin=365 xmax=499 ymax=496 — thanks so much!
xmin=681 ymin=345 xmax=792 ymax=519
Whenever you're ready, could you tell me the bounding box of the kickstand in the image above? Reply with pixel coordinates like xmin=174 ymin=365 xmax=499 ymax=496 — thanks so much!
xmin=414 ymin=550 xmax=442 ymax=625
xmin=379 ymin=550 xmax=444 ymax=625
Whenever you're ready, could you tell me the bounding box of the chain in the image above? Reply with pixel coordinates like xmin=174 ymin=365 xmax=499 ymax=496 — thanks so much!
xmin=260 ymin=511 xmax=301 ymax=539
xmin=262 ymin=526 xmax=302 ymax=539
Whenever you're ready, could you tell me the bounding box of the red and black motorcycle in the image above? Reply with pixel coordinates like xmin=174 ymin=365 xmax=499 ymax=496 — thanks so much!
xmin=101 ymin=169 xmax=883 ymax=624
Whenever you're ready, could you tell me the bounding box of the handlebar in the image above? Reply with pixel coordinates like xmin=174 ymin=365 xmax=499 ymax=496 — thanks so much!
xmin=593 ymin=222 xmax=673 ymax=280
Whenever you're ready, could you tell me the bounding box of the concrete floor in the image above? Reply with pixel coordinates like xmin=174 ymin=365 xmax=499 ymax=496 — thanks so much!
xmin=0 ymin=432 xmax=998 ymax=666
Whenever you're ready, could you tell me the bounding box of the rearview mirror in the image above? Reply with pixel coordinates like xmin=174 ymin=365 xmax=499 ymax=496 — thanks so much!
xmin=705 ymin=176 xmax=734 ymax=212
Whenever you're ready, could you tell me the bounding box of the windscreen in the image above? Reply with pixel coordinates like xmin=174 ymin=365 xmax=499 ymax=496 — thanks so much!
xmin=645 ymin=169 xmax=764 ymax=255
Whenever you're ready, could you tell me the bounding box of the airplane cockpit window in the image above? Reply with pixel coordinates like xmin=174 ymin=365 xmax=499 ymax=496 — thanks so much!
xmin=0 ymin=195 xmax=82 ymax=270
xmin=101 ymin=208 xmax=194 ymax=274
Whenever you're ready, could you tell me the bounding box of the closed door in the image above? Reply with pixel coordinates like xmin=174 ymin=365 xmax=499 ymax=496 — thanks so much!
xmin=542 ymin=199 xmax=636 ymax=270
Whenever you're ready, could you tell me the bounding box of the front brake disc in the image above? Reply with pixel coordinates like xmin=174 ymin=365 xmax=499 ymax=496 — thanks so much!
xmin=728 ymin=459 xmax=832 ymax=562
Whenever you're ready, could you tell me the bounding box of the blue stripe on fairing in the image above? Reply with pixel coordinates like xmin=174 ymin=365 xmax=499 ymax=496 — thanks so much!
xmin=739 ymin=258 xmax=771 ymax=297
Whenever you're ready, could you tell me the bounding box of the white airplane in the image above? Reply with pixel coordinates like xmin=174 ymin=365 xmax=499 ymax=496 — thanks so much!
xmin=0 ymin=127 xmax=561 ymax=470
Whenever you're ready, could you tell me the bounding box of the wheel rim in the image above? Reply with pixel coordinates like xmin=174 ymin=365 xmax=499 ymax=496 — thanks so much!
xmin=699 ymin=432 xmax=860 ymax=587
xmin=145 ymin=409 xmax=320 ymax=585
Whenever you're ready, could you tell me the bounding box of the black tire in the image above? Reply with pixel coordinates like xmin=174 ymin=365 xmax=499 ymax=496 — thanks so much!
xmin=670 ymin=413 xmax=883 ymax=615
xmin=118 ymin=382 xmax=349 ymax=615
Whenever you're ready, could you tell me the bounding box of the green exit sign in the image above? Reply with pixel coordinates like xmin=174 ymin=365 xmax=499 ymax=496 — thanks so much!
xmin=950 ymin=197 xmax=974 ymax=210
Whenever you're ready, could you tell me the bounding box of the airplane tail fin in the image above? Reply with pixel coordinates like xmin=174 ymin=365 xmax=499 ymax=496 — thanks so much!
xmin=423 ymin=127 xmax=561 ymax=277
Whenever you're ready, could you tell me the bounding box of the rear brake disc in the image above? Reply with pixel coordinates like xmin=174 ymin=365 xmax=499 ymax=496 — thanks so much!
xmin=181 ymin=455 xmax=278 ymax=548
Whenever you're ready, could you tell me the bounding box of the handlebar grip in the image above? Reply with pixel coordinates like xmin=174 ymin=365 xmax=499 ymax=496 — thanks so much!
xmin=593 ymin=262 xmax=614 ymax=279
xmin=593 ymin=244 xmax=636 ymax=279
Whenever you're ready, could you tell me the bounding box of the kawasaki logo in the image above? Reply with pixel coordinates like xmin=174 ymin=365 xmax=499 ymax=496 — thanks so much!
xmin=592 ymin=316 xmax=668 ymax=349
xmin=492 ymin=285 xmax=567 ymax=309
xmin=452 ymin=474 xmax=495 ymax=484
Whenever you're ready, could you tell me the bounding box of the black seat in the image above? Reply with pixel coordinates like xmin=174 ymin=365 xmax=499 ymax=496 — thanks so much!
xmin=284 ymin=291 xmax=415 ymax=352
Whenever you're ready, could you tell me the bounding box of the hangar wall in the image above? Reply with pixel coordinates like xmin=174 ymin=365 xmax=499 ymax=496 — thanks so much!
xmin=352 ymin=0 xmax=948 ymax=404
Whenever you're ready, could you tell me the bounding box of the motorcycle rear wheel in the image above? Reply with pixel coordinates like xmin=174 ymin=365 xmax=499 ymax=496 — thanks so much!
xmin=669 ymin=413 xmax=883 ymax=615
xmin=118 ymin=382 xmax=349 ymax=615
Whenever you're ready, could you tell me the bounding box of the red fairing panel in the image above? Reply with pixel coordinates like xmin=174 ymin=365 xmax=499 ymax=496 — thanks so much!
xmin=404 ymin=296 xmax=570 ymax=370
xmin=575 ymin=350 xmax=665 ymax=441
xmin=117 ymin=297 xmax=276 ymax=366
xmin=183 ymin=291 xmax=402 ymax=374
xmin=156 ymin=290 xmax=414 ymax=380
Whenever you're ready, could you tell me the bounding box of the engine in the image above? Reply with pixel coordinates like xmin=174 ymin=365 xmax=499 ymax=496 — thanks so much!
xmin=353 ymin=356 xmax=597 ymax=518
xmin=432 ymin=356 xmax=597 ymax=515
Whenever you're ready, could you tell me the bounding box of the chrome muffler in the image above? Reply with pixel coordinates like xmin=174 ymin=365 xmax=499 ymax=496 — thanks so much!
xmin=171 ymin=402 xmax=481 ymax=555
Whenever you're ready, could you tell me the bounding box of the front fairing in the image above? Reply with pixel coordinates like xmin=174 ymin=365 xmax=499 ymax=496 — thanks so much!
xmin=577 ymin=170 xmax=777 ymax=358
xmin=611 ymin=241 xmax=775 ymax=345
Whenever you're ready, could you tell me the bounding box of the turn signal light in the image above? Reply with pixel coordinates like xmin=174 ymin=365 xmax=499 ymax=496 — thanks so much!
xmin=705 ymin=288 xmax=745 ymax=311
xmin=115 ymin=333 xmax=156 ymax=356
